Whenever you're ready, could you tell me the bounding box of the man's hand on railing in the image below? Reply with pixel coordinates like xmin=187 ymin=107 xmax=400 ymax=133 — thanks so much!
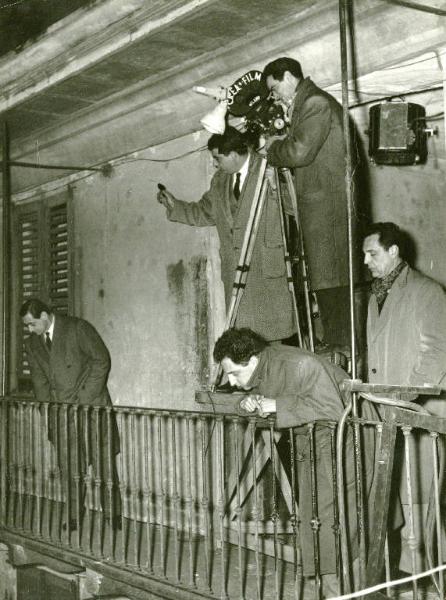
xmin=240 ymin=394 xmax=277 ymax=418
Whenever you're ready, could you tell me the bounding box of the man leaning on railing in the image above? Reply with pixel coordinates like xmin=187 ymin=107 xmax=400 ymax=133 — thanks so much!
xmin=20 ymin=298 xmax=121 ymax=531
xmin=213 ymin=327 xmax=378 ymax=598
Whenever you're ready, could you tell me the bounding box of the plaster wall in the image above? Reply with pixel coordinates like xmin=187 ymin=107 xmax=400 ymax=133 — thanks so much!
xmin=17 ymin=131 xmax=225 ymax=408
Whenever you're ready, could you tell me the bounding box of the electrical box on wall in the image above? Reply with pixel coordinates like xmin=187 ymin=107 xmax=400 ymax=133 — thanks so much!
xmin=368 ymin=101 xmax=428 ymax=165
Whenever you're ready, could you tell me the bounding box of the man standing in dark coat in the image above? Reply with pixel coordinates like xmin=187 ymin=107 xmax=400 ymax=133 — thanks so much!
xmin=158 ymin=126 xmax=296 ymax=342
xmin=20 ymin=298 xmax=121 ymax=529
xmin=214 ymin=327 xmax=377 ymax=597
xmin=263 ymin=57 xmax=362 ymax=349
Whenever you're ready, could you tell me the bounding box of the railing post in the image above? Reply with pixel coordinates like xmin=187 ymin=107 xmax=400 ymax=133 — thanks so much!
xmin=366 ymin=408 xmax=397 ymax=586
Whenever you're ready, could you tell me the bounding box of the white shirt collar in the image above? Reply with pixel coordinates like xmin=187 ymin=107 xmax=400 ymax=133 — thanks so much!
xmin=46 ymin=315 xmax=55 ymax=340
xmin=235 ymin=155 xmax=250 ymax=189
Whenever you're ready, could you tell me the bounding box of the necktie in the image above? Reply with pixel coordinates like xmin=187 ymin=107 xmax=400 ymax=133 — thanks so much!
xmin=45 ymin=332 xmax=52 ymax=351
xmin=233 ymin=172 xmax=241 ymax=200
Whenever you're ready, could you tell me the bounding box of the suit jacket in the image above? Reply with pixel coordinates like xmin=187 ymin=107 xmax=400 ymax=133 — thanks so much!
xmin=367 ymin=265 xmax=446 ymax=501
xmin=267 ymin=77 xmax=357 ymax=291
xmin=25 ymin=314 xmax=112 ymax=406
xmin=247 ymin=345 xmax=377 ymax=575
xmin=167 ymin=153 xmax=296 ymax=340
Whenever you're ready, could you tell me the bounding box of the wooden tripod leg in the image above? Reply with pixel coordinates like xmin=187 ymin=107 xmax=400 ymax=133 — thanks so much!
xmin=274 ymin=167 xmax=304 ymax=348
xmin=227 ymin=430 xmax=294 ymax=522
xmin=282 ymin=168 xmax=315 ymax=352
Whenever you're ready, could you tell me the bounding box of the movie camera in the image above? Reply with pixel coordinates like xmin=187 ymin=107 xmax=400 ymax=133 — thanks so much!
xmin=193 ymin=70 xmax=287 ymax=138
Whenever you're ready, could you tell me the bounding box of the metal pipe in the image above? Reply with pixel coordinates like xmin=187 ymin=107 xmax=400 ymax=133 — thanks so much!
xmin=1 ymin=121 xmax=12 ymax=396
xmin=380 ymin=0 xmax=446 ymax=16
xmin=4 ymin=160 xmax=107 ymax=173
xmin=338 ymin=0 xmax=357 ymax=379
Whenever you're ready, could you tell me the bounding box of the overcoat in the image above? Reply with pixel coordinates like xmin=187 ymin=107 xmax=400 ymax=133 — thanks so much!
xmin=246 ymin=345 xmax=376 ymax=575
xmin=25 ymin=314 xmax=112 ymax=406
xmin=168 ymin=153 xmax=295 ymax=340
xmin=267 ymin=77 xmax=354 ymax=291
xmin=367 ymin=265 xmax=446 ymax=502
xmin=25 ymin=314 xmax=120 ymax=518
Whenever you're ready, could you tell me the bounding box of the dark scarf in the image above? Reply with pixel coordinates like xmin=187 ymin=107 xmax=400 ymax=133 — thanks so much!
xmin=371 ymin=261 xmax=407 ymax=312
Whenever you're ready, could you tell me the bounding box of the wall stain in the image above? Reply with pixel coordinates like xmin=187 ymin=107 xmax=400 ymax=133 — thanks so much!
xmin=167 ymin=257 xmax=209 ymax=385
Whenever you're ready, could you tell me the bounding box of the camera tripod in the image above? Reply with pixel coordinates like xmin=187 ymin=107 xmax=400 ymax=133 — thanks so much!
xmin=211 ymin=155 xmax=316 ymax=388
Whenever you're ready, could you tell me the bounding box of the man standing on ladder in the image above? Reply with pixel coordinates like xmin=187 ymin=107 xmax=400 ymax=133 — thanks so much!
xmin=157 ymin=125 xmax=296 ymax=342
xmin=263 ymin=57 xmax=362 ymax=352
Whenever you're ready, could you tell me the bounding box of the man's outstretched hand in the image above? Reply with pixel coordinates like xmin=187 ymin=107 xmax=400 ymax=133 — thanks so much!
xmin=157 ymin=184 xmax=175 ymax=210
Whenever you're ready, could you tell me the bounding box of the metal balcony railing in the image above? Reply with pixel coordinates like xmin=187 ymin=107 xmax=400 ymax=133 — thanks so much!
xmin=0 ymin=386 xmax=445 ymax=600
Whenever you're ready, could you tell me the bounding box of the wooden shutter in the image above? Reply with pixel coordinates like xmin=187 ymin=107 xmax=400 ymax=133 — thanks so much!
xmin=48 ymin=201 xmax=70 ymax=315
xmin=13 ymin=192 xmax=73 ymax=392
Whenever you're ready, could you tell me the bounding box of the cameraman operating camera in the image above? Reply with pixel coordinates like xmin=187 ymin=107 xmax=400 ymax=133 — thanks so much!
xmin=263 ymin=57 xmax=364 ymax=352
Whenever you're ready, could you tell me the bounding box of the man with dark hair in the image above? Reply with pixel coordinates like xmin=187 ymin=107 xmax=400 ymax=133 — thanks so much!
xmin=21 ymin=298 xmax=121 ymax=529
xmin=158 ymin=125 xmax=296 ymax=341
xmin=262 ymin=56 xmax=361 ymax=350
xmin=214 ymin=327 xmax=376 ymax=596
xmin=363 ymin=222 xmax=446 ymax=572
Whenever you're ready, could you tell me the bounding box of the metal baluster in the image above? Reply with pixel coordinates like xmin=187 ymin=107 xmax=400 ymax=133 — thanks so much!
xmin=288 ymin=428 xmax=303 ymax=600
xmin=156 ymin=412 xmax=166 ymax=577
xmin=232 ymin=417 xmax=244 ymax=600
xmin=143 ymin=412 xmax=153 ymax=573
xmin=171 ymin=414 xmax=181 ymax=583
xmin=329 ymin=423 xmax=341 ymax=593
xmin=249 ymin=418 xmax=261 ymax=600
xmin=351 ymin=398 xmax=366 ymax=588
xmin=185 ymin=415 xmax=195 ymax=587
xmin=216 ymin=415 xmax=228 ymax=600
xmin=401 ymin=426 xmax=417 ymax=598
xmin=269 ymin=419 xmax=280 ymax=600
xmin=430 ymin=432 xmax=444 ymax=598
xmin=308 ymin=423 xmax=322 ymax=600
xmin=384 ymin=536 xmax=391 ymax=598
xmin=130 ymin=411 xmax=139 ymax=567
xmin=199 ymin=415 xmax=212 ymax=593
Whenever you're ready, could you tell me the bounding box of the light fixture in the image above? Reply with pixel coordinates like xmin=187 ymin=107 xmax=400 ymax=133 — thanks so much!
xmin=193 ymin=85 xmax=228 ymax=134
xmin=200 ymin=101 xmax=228 ymax=134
